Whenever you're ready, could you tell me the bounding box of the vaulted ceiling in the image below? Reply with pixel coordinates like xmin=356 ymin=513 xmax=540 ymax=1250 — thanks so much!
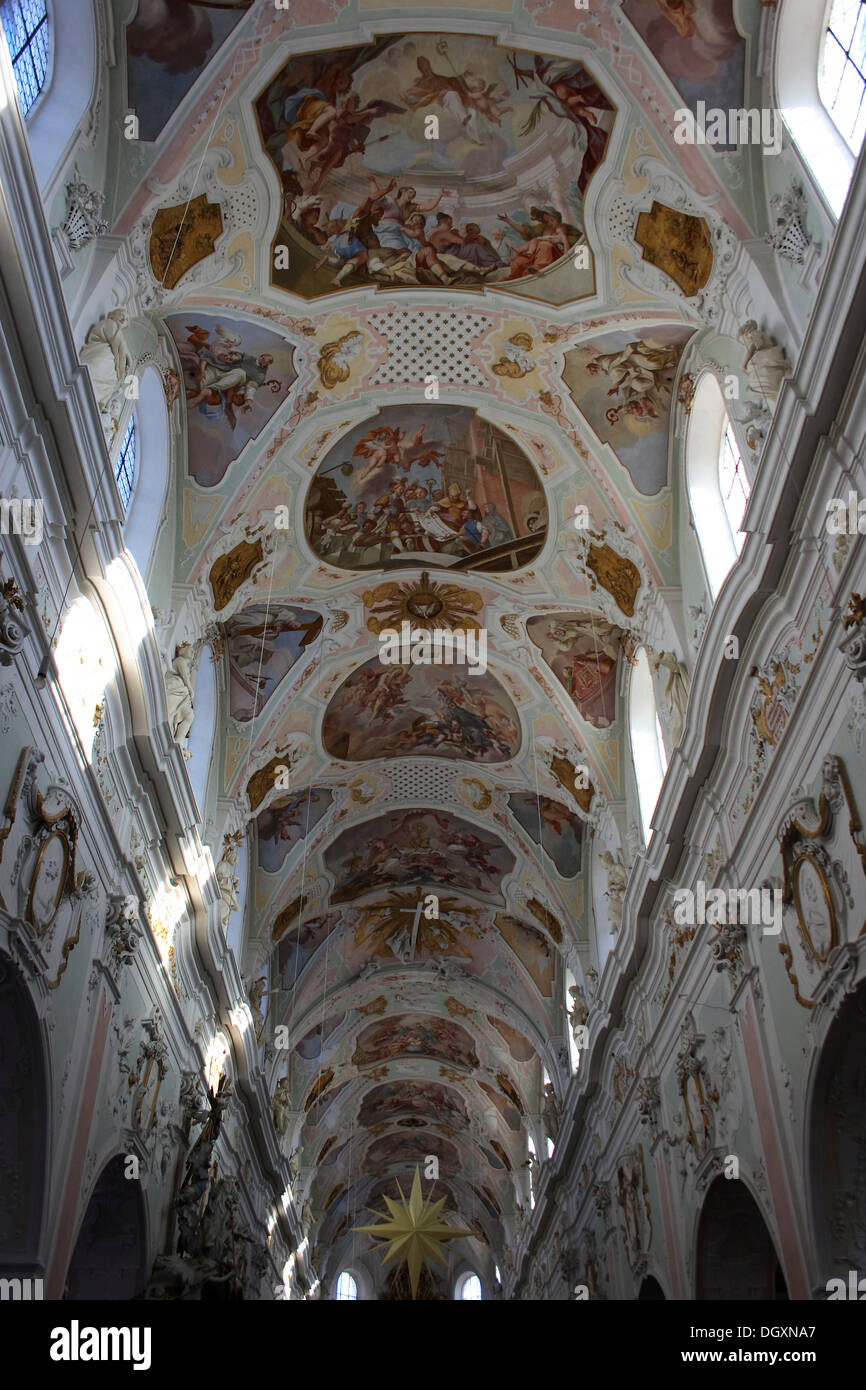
xmin=109 ymin=0 xmax=771 ymax=1281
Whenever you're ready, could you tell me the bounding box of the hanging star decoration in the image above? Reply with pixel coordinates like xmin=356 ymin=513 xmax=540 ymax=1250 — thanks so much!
xmin=354 ymin=1166 xmax=473 ymax=1298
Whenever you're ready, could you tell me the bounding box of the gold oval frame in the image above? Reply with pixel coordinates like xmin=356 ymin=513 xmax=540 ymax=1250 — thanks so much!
xmin=26 ymin=830 xmax=70 ymax=935
xmin=791 ymin=853 xmax=837 ymax=964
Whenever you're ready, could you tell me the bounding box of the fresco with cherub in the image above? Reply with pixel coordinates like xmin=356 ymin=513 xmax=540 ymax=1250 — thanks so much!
xmin=304 ymin=405 xmax=547 ymax=572
xmin=255 ymin=35 xmax=614 ymax=301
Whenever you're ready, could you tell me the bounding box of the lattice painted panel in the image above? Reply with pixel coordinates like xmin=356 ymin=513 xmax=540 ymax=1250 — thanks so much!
xmin=369 ymin=309 xmax=491 ymax=387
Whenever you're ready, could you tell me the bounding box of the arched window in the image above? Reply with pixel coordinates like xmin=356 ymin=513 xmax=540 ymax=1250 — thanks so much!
xmin=820 ymin=0 xmax=866 ymax=154
xmin=630 ymin=646 xmax=667 ymax=844
xmin=335 ymin=1271 xmax=358 ymax=1301
xmin=455 ymin=1272 xmax=482 ymax=1300
xmin=114 ymin=414 xmax=137 ymax=515
xmin=777 ymin=0 xmax=859 ymax=216
xmin=123 ymin=367 xmax=171 ymax=586
xmin=717 ymin=419 xmax=750 ymax=555
xmin=686 ymin=374 xmax=749 ymax=601
xmin=55 ymin=594 xmax=116 ymax=757
xmin=186 ymin=644 xmax=217 ymax=813
xmin=0 ymin=0 xmax=49 ymax=117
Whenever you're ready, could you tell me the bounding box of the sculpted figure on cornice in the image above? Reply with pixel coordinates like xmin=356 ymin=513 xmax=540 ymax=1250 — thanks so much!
xmin=216 ymin=835 xmax=242 ymax=929
xmin=164 ymin=641 xmax=196 ymax=752
xmin=738 ymin=321 xmax=791 ymax=407
xmin=80 ymin=309 xmax=132 ymax=439
xmin=651 ymin=647 xmax=689 ymax=747
xmin=599 ymin=848 xmax=628 ymax=934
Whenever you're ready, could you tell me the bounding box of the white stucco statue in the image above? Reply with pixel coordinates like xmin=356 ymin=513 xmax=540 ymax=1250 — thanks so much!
xmin=568 ymin=983 xmax=589 ymax=1034
xmin=216 ymin=843 xmax=240 ymax=929
xmin=165 ymin=641 xmax=195 ymax=751
xmin=599 ymin=848 xmax=627 ymax=934
xmin=652 ymin=648 xmax=689 ymax=746
xmin=737 ymin=321 xmax=791 ymax=406
xmin=272 ymin=1077 xmax=293 ymax=1139
xmin=247 ymin=974 xmax=267 ymax=1037
xmin=80 ymin=309 xmax=132 ymax=424
xmin=543 ymin=1082 xmax=562 ymax=1144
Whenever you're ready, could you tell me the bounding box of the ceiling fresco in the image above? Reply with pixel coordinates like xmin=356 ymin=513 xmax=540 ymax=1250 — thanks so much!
xmin=304 ymin=404 xmax=548 ymax=571
xmin=526 ymin=613 xmax=623 ymax=728
xmin=126 ymin=0 xmax=254 ymax=142
xmin=560 ymin=327 xmax=693 ymax=495
xmin=257 ymin=787 xmax=334 ymax=874
xmin=321 ymin=658 xmax=521 ymax=762
xmin=507 ymin=791 xmax=584 ymax=878
xmin=104 ymin=0 xmax=780 ymax=1279
xmin=622 ymin=0 xmax=745 ymax=148
xmin=323 ymin=809 xmax=516 ymax=903
xmin=167 ymin=313 xmax=297 ymax=486
xmin=226 ymin=604 xmax=322 ymax=720
xmin=255 ymin=35 xmax=614 ymax=299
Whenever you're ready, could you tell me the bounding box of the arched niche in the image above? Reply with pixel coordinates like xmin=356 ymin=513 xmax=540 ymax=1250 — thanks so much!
xmin=25 ymin=0 xmax=98 ymax=194
xmin=696 ymin=1176 xmax=788 ymax=1300
xmin=637 ymin=1274 xmax=665 ymax=1300
xmin=186 ymin=644 xmax=217 ymax=812
xmin=124 ymin=366 xmax=171 ymax=586
xmin=0 ymin=955 xmax=48 ymax=1272
xmin=807 ymin=980 xmax=866 ymax=1283
xmin=64 ymin=1153 xmax=148 ymax=1299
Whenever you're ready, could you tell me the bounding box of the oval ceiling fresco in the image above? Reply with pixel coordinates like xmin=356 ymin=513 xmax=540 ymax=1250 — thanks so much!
xmin=322 ymin=656 xmax=520 ymax=762
xmin=255 ymin=36 xmax=615 ymax=300
xmin=305 ymin=405 xmax=547 ymax=572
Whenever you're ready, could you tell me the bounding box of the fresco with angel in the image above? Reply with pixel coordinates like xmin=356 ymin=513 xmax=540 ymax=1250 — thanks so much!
xmin=255 ymin=35 xmax=615 ymax=300
xmin=304 ymin=404 xmax=547 ymax=572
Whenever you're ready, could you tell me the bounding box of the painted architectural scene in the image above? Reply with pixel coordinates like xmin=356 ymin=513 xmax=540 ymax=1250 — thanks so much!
xmin=305 ymin=405 xmax=547 ymax=571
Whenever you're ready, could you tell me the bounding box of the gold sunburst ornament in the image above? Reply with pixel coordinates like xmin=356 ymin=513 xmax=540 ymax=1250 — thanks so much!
xmin=354 ymin=1167 xmax=472 ymax=1298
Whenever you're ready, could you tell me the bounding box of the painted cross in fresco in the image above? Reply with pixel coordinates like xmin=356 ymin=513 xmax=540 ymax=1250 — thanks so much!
xmin=389 ymin=893 xmax=440 ymax=961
